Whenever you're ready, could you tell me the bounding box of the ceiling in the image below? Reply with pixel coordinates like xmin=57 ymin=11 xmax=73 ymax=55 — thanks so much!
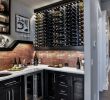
xmin=19 ymin=0 xmax=62 ymax=9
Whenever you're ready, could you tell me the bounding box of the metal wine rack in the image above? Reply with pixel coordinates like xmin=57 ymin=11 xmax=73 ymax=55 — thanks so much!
xmin=34 ymin=0 xmax=84 ymax=51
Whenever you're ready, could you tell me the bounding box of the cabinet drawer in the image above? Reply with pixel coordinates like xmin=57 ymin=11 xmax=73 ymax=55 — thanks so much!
xmin=57 ymin=93 xmax=70 ymax=100
xmin=0 ymin=77 xmax=21 ymax=87
xmin=56 ymin=74 xmax=71 ymax=86
xmin=57 ymin=84 xmax=70 ymax=95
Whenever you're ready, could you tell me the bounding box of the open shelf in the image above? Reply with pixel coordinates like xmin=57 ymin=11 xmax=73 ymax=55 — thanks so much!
xmin=0 ymin=0 xmax=10 ymax=35
xmin=0 ymin=32 xmax=9 ymax=34
xmin=0 ymin=21 xmax=9 ymax=26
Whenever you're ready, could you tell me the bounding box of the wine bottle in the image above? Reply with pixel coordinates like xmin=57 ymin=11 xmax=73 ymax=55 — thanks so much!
xmin=34 ymin=53 xmax=38 ymax=65
xmin=76 ymin=57 xmax=81 ymax=69
xmin=13 ymin=58 xmax=17 ymax=66
xmin=18 ymin=57 xmax=22 ymax=67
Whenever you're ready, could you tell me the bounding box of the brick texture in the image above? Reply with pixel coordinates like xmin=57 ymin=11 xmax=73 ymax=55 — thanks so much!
xmin=36 ymin=51 xmax=84 ymax=67
xmin=0 ymin=44 xmax=34 ymax=70
xmin=0 ymin=44 xmax=84 ymax=70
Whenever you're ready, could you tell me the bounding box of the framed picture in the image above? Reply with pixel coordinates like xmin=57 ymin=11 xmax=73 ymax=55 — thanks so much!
xmin=15 ymin=15 xmax=30 ymax=33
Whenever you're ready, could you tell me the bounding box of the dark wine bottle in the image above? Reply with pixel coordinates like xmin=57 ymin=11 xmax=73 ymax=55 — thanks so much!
xmin=76 ymin=57 xmax=81 ymax=69
xmin=18 ymin=57 xmax=21 ymax=63
xmin=34 ymin=53 xmax=38 ymax=65
xmin=13 ymin=58 xmax=17 ymax=66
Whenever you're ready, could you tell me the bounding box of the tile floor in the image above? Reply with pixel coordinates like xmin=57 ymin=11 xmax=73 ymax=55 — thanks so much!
xmin=99 ymin=72 xmax=110 ymax=100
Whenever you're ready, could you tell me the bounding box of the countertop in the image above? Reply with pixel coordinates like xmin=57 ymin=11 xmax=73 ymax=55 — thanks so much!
xmin=0 ymin=64 xmax=84 ymax=81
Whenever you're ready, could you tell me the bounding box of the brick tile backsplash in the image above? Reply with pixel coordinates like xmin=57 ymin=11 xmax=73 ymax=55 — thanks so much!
xmin=0 ymin=43 xmax=84 ymax=70
xmin=36 ymin=51 xmax=84 ymax=67
xmin=0 ymin=44 xmax=34 ymax=70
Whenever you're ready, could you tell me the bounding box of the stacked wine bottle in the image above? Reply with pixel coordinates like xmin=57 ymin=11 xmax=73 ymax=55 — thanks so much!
xmin=52 ymin=7 xmax=65 ymax=47
xmin=34 ymin=0 xmax=84 ymax=49
xmin=35 ymin=12 xmax=44 ymax=47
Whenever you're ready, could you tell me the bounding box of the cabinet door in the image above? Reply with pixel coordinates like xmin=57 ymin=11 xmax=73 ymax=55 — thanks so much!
xmin=25 ymin=74 xmax=34 ymax=100
xmin=72 ymin=75 xmax=84 ymax=100
xmin=11 ymin=84 xmax=22 ymax=100
xmin=0 ymin=87 xmax=8 ymax=100
xmin=44 ymin=70 xmax=56 ymax=100
xmin=55 ymin=73 xmax=72 ymax=100
xmin=37 ymin=73 xmax=42 ymax=98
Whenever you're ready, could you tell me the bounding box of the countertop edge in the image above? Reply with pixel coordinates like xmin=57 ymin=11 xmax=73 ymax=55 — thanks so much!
xmin=0 ymin=65 xmax=84 ymax=81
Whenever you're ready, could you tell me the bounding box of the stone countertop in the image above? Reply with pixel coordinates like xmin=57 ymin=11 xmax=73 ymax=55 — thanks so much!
xmin=0 ymin=64 xmax=84 ymax=81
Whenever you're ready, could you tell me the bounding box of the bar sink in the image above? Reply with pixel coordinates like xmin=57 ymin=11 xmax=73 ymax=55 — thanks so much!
xmin=0 ymin=72 xmax=12 ymax=77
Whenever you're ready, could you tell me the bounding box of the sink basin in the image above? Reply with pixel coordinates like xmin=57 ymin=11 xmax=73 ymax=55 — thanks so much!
xmin=0 ymin=72 xmax=12 ymax=77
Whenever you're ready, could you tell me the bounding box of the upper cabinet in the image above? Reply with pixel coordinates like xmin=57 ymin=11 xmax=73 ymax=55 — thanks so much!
xmin=34 ymin=0 xmax=84 ymax=51
xmin=0 ymin=0 xmax=10 ymax=35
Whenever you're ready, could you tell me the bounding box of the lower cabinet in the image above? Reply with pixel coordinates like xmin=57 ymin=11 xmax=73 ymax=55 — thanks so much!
xmin=0 ymin=87 xmax=7 ymax=100
xmin=44 ymin=70 xmax=84 ymax=100
xmin=24 ymin=71 xmax=43 ymax=100
xmin=72 ymin=75 xmax=84 ymax=100
xmin=0 ymin=76 xmax=24 ymax=100
xmin=44 ymin=71 xmax=56 ymax=100
xmin=0 ymin=70 xmax=84 ymax=100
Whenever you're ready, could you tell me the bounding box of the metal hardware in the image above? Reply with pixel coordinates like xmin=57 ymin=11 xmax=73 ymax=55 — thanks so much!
xmin=34 ymin=74 xmax=38 ymax=100
xmin=60 ymin=81 xmax=66 ymax=85
xmin=54 ymin=74 xmax=56 ymax=83
xmin=59 ymin=92 xmax=67 ymax=96
xmin=24 ymin=76 xmax=28 ymax=100
xmin=12 ymin=89 xmax=14 ymax=100
xmin=60 ymin=90 xmax=66 ymax=93
xmin=8 ymin=90 xmax=11 ymax=100
xmin=58 ymin=75 xmax=66 ymax=77
xmin=5 ymin=81 xmax=18 ymax=86
xmin=59 ymin=84 xmax=68 ymax=87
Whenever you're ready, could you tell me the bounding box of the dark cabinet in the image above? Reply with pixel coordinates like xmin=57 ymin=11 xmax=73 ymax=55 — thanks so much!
xmin=0 ymin=87 xmax=7 ymax=100
xmin=44 ymin=71 xmax=56 ymax=100
xmin=37 ymin=72 xmax=43 ymax=99
xmin=25 ymin=74 xmax=34 ymax=100
xmin=0 ymin=76 xmax=24 ymax=100
xmin=24 ymin=71 xmax=43 ymax=100
xmin=72 ymin=75 xmax=84 ymax=100
xmin=44 ymin=70 xmax=72 ymax=100
xmin=11 ymin=84 xmax=22 ymax=100
xmin=44 ymin=70 xmax=84 ymax=100
xmin=0 ymin=70 xmax=84 ymax=100
xmin=55 ymin=73 xmax=72 ymax=100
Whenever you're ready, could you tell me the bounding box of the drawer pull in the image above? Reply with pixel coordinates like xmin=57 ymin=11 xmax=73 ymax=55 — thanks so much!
xmin=59 ymin=92 xmax=67 ymax=96
xmin=8 ymin=90 xmax=11 ymax=100
xmin=5 ymin=81 xmax=18 ymax=86
xmin=59 ymin=84 xmax=68 ymax=87
xmin=60 ymin=90 xmax=66 ymax=93
xmin=12 ymin=89 xmax=14 ymax=100
xmin=60 ymin=82 xmax=67 ymax=85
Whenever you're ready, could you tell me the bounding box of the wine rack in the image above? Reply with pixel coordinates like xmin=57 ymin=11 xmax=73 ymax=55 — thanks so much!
xmin=34 ymin=0 xmax=84 ymax=50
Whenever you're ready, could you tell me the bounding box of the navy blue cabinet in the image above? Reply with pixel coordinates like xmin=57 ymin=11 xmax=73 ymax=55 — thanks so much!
xmin=0 ymin=76 xmax=24 ymax=100
xmin=43 ymin=70 xmax=84 ymax=100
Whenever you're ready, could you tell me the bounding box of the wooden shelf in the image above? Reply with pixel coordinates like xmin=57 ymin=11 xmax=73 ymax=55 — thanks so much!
xmin=0 ymin=32 xmax=9 ymax=34
xmin=0 ymin=21 xmax=9 ymax=26
xmin=0 ymin=11 xmax=9 ymax=16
